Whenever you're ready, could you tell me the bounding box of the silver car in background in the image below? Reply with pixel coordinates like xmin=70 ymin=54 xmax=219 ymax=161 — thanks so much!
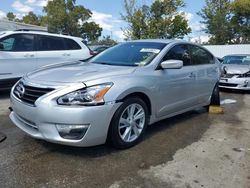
xmin=220 ymin=54 xmax=250 ymax=90
xmin=9 ymin=40 xmax=220 ymax=149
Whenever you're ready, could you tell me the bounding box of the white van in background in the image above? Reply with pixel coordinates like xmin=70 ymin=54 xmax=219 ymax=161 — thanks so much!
xmin=0 ymin=29 xmax=92 ymax=90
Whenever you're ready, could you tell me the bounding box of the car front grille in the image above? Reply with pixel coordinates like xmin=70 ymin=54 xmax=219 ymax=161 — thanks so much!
xmin=219 ymin=83 xmax=238 ymax=87
xmin=14 ymin=82 xmax=54 ymax=105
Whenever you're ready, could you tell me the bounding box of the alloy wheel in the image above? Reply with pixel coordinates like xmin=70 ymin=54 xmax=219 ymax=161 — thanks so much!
xmin=118 ymin=103 xmax=145 ymax=143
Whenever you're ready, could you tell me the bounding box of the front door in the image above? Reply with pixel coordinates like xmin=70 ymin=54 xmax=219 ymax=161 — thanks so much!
xmin=155 ymin=44 xmax=198 ymax=117
xmin=0 ymin=34 xmax=36 ymax=80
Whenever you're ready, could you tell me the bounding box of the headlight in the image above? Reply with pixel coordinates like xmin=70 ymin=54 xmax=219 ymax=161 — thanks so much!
xmin=238 ymin=71 xmax=250 ymax=78
xmin=57 ymin=83 xmax=113 ymax=106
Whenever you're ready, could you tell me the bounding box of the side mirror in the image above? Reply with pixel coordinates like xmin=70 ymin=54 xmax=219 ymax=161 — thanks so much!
xmin=160 ymin=60 xmax=183 ymax=69
xmin=0 ymin=43 xmax=4 ymax=50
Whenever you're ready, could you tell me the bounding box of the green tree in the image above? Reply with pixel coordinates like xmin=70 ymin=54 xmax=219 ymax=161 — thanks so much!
xmin=231 ymin=0 xmax=250 ymax=43
xmin=122 ymin=1 xmax=150 ymax=39
xmin=90 ymin=36 xmax=117 ymax=46
xmin=22 ymin=12 xmax=40 ymax=25
xmin=6 ymin=12 xmax=16 ymax=21
xmin=44 ymin=0 xmax=102 ymax=38
xmin=39 ymin=15 xmax=48 ymax=27
xmin=122 ymin=0 xmax=191 ymax=40
xmin=81 ymin=22 xmax=102 ymax=41
xmin=198 ymin=0 xmax=233 ymax=44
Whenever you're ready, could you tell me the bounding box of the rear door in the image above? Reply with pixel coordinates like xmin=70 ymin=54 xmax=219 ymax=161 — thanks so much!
xmin=64 ymin=38 xmax=90 ymax=61
xmin=35 ymin=35 xmax=69 ymax=68
xmin=189 ymin=45 xmax=219 ymax=104
xmin=155 ymin=44 xmax=199 ymax=117
xmin=0 ymin=33 xmax=36 ymax=80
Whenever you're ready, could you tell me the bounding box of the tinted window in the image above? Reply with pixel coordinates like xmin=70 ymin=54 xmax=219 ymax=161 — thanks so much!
xmin=190 ymin=45 xmax=214 ymax=65
xmin=0 ymin=34 xmax=34 ymax=51
xmin=223 ymin=55 xmax=250 ymax=65
xmin=37 ymin=35 xmax=65 ymax=51
xmin=90 ymin=42 xmax=167 ymax=67
xmin=65 ymin=38 xmax=81 ymax=50
xmin=163 ymin=44 xmax=191 ymax=66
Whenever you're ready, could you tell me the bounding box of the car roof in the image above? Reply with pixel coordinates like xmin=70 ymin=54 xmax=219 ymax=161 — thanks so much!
xmin=1 ymin=30 xmax=83 ymax=40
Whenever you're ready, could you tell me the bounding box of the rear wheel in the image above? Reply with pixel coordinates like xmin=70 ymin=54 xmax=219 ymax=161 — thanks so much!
xmin=210 ymin=83 xmax=220 ymax=105
xmin=109 ymin=97 xmax=149 ymax=149
xmin=205 ymin=83 xmax=220 ymax=111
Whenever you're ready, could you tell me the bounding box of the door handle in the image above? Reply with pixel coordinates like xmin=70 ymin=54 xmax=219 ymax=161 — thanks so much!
xmin=24 ymin=54 xmax=35 ymax=58
xmin=62 ymin=53 xmax=70 ymax=56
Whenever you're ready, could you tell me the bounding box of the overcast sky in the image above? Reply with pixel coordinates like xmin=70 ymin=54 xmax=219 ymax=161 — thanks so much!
xmin=0 ymin=0 xmax=209 ymax=42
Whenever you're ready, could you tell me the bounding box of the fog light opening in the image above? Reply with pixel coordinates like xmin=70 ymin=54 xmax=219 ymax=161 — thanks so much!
xmin=56 ymin=124 xmax=89 ymax=140
xmin=244 ymin=80 xmax=249 ymax=87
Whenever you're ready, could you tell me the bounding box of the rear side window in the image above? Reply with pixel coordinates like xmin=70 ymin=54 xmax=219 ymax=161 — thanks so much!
xmin=37 ymin=35 xmax=66 ymax=51
xmin=163 ymin=44 xmax=191 ymax=66
xmin=190 ymin=45 xmax=214 ymax=65
xmin=65 ymin=38 xmax=81 ymax=50
xmin=0 ymin=34 xmax=34 ymax=52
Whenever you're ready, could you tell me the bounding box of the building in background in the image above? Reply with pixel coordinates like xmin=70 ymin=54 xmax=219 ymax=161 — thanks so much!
xmin=204 ymin=44 xmax=250 ymax=58
xmin=0 ymin=19 xmax=47 ymax=32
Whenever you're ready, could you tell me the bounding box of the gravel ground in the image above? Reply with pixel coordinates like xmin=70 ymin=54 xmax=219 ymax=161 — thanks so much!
xmin=0 ymin=90 xmax=250 ymax=188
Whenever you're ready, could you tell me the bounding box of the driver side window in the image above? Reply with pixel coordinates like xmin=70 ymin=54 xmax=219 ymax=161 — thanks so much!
xmin=162 ymin=44 xmax=191 ymax=66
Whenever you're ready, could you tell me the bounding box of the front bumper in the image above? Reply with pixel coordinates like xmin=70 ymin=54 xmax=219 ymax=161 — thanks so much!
xmin=9 ymin=90 xmax=121 ymax=147
xmin=219 ymin=77 xmax=250 ymax=90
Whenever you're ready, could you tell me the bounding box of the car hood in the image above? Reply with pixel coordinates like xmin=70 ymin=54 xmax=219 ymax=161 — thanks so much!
xmin=27 ymin=61 xmax=137 ymax=83
xmin=222 ymin=64 xmax=250 ymax=74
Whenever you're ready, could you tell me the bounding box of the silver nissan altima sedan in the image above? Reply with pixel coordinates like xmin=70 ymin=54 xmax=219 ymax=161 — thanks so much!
xmin=9 ymin=39 xmax=220 ymax=149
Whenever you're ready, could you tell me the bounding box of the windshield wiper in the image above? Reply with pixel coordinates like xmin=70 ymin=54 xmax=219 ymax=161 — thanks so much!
xmin=92 ymin=62 xmax=138 ymax=67
xmin=99 ymin=62 xmax=113 ymax=65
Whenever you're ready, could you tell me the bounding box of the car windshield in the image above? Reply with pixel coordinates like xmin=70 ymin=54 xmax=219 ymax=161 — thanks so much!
xmin=223 ymin=55 xmax=250 ymax=65
xmin=89 ymin=42 xmax=167 ymax=67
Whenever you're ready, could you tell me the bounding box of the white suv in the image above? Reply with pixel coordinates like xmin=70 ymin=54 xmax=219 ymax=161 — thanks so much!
xmin=0 ymin=30 xmax=92 ymax=90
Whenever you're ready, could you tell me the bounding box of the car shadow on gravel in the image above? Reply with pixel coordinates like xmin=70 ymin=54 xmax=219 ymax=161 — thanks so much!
xmin=0 ymin=90 xmax=11 ymax=99
xmin=0 ymin=92 xmax=245 ymax=188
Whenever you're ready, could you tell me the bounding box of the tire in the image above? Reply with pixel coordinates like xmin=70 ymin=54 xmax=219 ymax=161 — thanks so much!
xmin=205 ymin=83 xmax=220 ymax=111
xmin=210 ymin=83 xmax=220 ymax=106
xmin=109 ymin=97 xmax=149 ymax=149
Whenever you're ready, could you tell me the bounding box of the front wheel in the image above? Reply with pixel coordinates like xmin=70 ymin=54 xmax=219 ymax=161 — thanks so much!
xmin=109 ymin=97 xmax=149 ymax=149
